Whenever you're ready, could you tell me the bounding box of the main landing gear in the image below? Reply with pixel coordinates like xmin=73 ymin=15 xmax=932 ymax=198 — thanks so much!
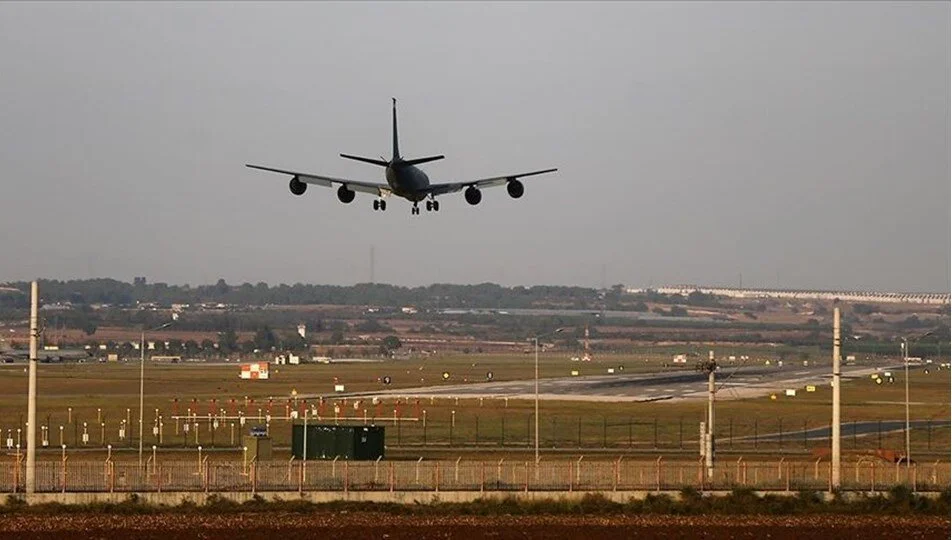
xmin=412 ymin=200 xmax=439 ymax=215
xmin=373 ymin=199 xmax=387 ymax=211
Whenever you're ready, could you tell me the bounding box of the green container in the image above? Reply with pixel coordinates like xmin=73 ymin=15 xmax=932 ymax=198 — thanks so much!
xmin=291 ymin=424 xmax=385 ymax=460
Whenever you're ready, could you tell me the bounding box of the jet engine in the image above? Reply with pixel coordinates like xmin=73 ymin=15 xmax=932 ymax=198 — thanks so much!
xmin=289 ymin=176 xmax=307 ymax=195
xmin=337 ymin=185 xmax=356 ymax=203
xmin=506 ymin=179 xmax=524 ymax=199
xmin=465 ymin=186 xmax=482 ymax=205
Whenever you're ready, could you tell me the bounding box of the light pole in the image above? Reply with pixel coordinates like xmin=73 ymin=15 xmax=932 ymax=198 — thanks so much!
xmin=140 ymin=321 xmax=173 ymax=469
xmin=901 ymin=331 xmax=933 ymax=475
xmin=532 ymin=328 xmax=565 ymax=465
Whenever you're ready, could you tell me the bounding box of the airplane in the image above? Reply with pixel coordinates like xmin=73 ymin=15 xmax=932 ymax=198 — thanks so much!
xmin=246 ymin=98 xmax=558 ymax=215
xmin=0 ymin=339 xmax=91 ymax=363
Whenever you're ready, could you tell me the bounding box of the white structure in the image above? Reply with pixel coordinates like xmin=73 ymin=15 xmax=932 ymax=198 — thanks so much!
xmin=630 ymin=285 xmax=949 ymax=305
xmin=240 ymin=362 xmax=269 ymax=380
xmin=297 ymin=324 xmax=306 ymax=339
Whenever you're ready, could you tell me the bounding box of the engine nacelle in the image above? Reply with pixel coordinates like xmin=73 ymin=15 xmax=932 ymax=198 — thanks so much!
xmin=289 ymin=176 xmax=307 ymax=196
xmin=465 ymin=186 xmax=482 ymax=205
xmin=337 ymin=185 xmax=356 ymax=203
xmin=506 ymin=179 xmax=524 ymax=199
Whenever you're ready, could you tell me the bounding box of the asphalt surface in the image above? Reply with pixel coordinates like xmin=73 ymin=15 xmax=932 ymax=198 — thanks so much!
xmin=335 ymin=362 xmax=894 ymax=403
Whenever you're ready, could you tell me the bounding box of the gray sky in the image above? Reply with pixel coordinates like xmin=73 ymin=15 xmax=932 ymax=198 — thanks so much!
xmin=0 ymin=2 xmax=948 ymax=292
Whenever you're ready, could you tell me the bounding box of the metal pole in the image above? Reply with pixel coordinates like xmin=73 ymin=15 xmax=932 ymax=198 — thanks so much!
xmin=831 ymin=305 xmax=841 ymax=489
xmin=706 ymin=351 xmax=715 ymax=478
xmin=139 ymin=330 xmax=145 ymax=469
xmin=25 ymin=281 xmax=38 ymax=494
xmin=534 ymin=337 xmax=539 ymax=464
xmin=903 ymin=339 xmax=910 ymax=474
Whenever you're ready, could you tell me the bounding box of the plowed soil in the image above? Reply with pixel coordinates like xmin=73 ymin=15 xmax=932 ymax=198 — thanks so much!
xmin=0 ymin=513 xmax=947 ymax=539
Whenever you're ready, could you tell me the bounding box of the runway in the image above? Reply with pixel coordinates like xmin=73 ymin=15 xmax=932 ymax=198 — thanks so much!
xmin=342 ymin=362 xmax=895 ymax=403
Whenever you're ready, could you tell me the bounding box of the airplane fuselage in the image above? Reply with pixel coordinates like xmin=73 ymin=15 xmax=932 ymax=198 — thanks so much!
xmin=385 ymin=160 xmax=430 ymax=201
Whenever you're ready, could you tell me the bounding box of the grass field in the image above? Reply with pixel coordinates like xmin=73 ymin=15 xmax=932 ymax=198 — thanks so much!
xmin=0 ymin=352 xmax=947 ymax=462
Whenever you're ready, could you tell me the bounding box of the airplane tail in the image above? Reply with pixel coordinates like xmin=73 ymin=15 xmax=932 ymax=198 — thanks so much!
xmin=339 ymin=99 xmax=445 ymax=168
xmin=391 ymin=97 xmax=400 ymax=161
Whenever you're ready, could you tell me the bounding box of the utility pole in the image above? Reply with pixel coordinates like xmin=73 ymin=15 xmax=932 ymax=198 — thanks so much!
xmin=26 ymin=281 xmax=38 ymax=494
xmin=831 ymin=304 xmax=841 ymax=490
xmin=698 ymin=350 xmax=716 ymax=478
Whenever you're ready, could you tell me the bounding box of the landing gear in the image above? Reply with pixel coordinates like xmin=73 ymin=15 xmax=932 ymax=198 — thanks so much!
xmin=373 ymin=199 xmax=387 ymax=211
xmin=411 ymin=203 xmax=420 ymax=215
xmin=425 ymin=200 xmax=440 ymax=212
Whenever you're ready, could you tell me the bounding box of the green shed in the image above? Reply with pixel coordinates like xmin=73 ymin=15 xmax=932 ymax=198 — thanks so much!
xmin=292 ymin=424 xmax=385 ymax=460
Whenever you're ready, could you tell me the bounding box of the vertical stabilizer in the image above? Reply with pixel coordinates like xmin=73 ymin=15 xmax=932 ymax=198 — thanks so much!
xmin=391 ymin=97 xmax=400 ymax=161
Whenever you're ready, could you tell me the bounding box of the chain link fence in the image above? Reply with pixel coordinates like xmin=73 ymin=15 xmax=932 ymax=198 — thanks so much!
xmin=3 ymin=457 xmax=948 ymax=494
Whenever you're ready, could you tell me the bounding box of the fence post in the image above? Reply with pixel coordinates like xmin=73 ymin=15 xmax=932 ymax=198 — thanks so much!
xmin=613 ymin=457 xmax=620 ymax=492
xmin=913 ymin=463 xmax=917 ymax=493
xmin=629 ymin=417 xmax=633 ymax=449
xmin=568 ymin=460 xmax=573 ymax=492
xmin=344 ymin=460 xmax=349 ymax=494
xmin=480 ymin=461 xmax=485 ymax=493
xmin=251 ymin=459 xmax=257 ymax=495
xmin=299 ymin=461 xmax=304 ymax=494
xmin=754 ymin=419 xmax=758 ymax=449
xmin=655 ymin=456 xmax=662 ymax=492
xmin=389 ymin=461 xmax=394 ymax=493
xmin=785 ymin=462 xmax=790 ymax=492
xmin=602 ymin=417 xmax=607 ymax=448
xmin=434 ymin=462 xmax=440 ymax=493
xmin=524 ymin=461 xmax=529 ymax=493
xmin=653 ymin=418 xmax=658 ymax=449
xmin=577 ymin=417 xmax=581 ymax=448
xmin=697 ymin=456 xmax=704 ymax=491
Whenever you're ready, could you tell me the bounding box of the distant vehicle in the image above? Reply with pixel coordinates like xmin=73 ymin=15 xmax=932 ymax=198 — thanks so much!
xmin=247 ymin=98 xmax=558 ymax=215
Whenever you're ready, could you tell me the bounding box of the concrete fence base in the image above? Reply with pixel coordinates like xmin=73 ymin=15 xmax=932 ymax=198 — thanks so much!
xmin=3 ymin=488 xmax=945 ymax=507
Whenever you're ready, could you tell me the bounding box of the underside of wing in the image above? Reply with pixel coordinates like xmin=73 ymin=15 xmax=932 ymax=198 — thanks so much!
xmin=422 ymin=168 xmax=557 ymax=198
xmin=246 ymin=164 xmax=391 ymax=196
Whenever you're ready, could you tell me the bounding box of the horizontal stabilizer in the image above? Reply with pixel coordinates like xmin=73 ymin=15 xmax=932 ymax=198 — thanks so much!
xmin=340 ymin=154 xmax=389 ymax=167
xmin=403 ymin=155 xmax=445 ymax=167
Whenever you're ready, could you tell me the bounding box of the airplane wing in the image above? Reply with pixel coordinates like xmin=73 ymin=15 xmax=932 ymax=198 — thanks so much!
xmin=246 ymin=164 xmax=392 ymax=196
xmin=422 ymin=168 xmax=557 ymax=197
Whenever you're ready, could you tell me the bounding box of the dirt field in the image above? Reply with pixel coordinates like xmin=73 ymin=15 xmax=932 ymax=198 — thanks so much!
xmin=0 ymin=513 xmax=947 ymax=539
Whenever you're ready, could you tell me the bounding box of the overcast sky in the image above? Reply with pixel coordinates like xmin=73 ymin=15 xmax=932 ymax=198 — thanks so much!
xmin=0 ymin=2 xmax=948 ymax=292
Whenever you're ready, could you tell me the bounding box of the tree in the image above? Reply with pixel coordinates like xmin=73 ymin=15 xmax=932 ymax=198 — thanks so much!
xmin=219 ymin=327 xmax=238 ymax=353
xmin=380 ymin=335 xmax=402 ymax=352
xmin=253 ymin=325 xmax=278 ymax=351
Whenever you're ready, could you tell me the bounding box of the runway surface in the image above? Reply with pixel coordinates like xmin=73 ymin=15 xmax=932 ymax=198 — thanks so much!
xmin=337 ymin=362 xmax=898 ymax=403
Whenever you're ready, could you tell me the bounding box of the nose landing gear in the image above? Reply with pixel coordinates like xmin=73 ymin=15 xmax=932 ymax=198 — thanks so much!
xmin=373 ymin=199 xmax=387 ymax=211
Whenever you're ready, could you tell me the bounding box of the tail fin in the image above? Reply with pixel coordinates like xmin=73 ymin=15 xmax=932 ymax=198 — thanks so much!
xmin=391 ymin=97 xmax=400 ymax=161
